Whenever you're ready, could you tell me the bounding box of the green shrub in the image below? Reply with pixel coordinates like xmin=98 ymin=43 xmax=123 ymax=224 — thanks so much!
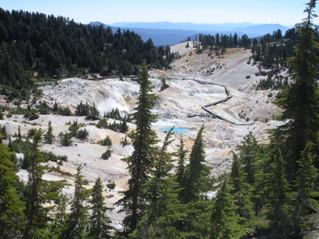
xmin=106 ymin=180 xmax=116 ymax=190
xmin=0 ymin=108 xmax=3 ymax=120
xmin=76 ymin=101 xmax=99 ymax=120
xmin=59 ymin=132 xmax=72 ymax=146
xmin=44 ymin=121 xmax=54 ymax=144
xmin=99 ymin=135 xmax=112 ymax=146
xmin=101 ymin=148 xmax=112 ymax=160
xmin=120 ymin=135 xmax=129 ymax=147
xmin=0 ymin=125 xmax=7 ymax=143
xmin=52 ymin=102 xmax=73 ymax=116
xmin=104 ymin=108 xmax=121 ymax=120
xmin=68 ymin=121 xmax=82 ymax=137
xmin=24 ymin=109 xmax=39 ymax=120
xmin=85 ymin=102 xmax=100 ymax=120
xmin=96 ymin=118 xmax=108 ymax=129
xmin=97 ymin=118 xmax=128 ymax=133
xmin=27 ymin=128 xmax=37 ymax=138
xmin=57 ymin=106 xmax=72 ymax=116
xmin=42 ymin=151 xmax=67 ymax=165
xmin=37 ymin=101 xmax=51 ymax=114
xmin=76 ymin=129 xmax=89 ymax=140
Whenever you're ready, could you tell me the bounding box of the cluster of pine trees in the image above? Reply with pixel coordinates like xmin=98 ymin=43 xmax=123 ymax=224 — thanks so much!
xmin=0 ymin=130 xmax=113 ymax=239
xmin=252 ymin=23 xmax=317 ymax=91
xmin=251 ymin=29 xmax=298 ymax=69
xmin=0 ymin=8 xmax=174 ymax=97
xmin=197 ymin=25 xmax=313 ymax=75
xmin=198 ymin=33 xmax=251 ymax=49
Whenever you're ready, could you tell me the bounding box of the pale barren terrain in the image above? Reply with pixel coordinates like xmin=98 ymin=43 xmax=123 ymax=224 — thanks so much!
xmin=0 ymin=42 xmax=282 ymax=229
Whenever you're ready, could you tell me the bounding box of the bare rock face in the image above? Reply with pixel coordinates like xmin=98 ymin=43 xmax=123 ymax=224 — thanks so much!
xmin=41 ymin=77 xmax=140 ymax=114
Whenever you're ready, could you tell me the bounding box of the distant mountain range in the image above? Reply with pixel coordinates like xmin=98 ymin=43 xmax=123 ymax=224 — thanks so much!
xmin=90 ymin=22 xmax=290 ymax=46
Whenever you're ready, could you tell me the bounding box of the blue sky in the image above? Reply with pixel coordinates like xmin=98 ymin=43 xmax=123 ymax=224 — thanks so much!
xmin=0 ymin=0 xmax=316 ymax=25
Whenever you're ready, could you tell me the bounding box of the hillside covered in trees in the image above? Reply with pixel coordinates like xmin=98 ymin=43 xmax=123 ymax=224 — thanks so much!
xmin=197 ymin=28 xmax=299 ymax=69
xmin=197 ymin=27 xmax=316 ymax=90
xmin=0 ymin=8 xmax=173 ymax=97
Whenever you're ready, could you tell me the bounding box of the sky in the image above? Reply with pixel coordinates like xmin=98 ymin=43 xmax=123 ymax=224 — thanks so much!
xmin=0 ymin=0 xmax=316 ymax=26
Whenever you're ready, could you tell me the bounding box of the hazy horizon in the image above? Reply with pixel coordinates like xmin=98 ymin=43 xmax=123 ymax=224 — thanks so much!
xmin=1 ymin=0 xmax=317 ymax=26
xmin=109 ymin=21 xmax=291 ymax=26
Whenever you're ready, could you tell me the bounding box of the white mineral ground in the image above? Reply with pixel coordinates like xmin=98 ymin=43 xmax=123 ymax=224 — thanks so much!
xmin=0 ymin=41 xmax=283 ymax=229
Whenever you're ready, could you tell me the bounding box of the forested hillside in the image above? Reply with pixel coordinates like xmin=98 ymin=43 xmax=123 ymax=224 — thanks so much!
xmin=0 ymin=8 xmax=173 ymax=97
xmin=197 ymin=28 xmax=299 ymax=66
xmin=197 ymin=27 xmax=312 ymax=90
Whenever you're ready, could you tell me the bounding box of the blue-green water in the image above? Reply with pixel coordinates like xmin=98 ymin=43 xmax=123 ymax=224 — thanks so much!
xmin=160 ymin=127 xmax=188 ymax=135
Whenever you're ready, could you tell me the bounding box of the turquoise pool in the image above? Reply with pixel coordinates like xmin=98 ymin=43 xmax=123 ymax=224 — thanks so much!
xmin=160 ymin=127 xmax=188 ymax=135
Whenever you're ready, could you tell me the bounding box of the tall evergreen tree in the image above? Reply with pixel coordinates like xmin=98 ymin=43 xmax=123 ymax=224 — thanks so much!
xmin=210 ymin=179 xmax=245 ymax=239
xmin=176 ymin=138 xmax=187 ymax=188
xmin=0 ymin=144 xmax=25 ymax=239
xmin=229 ymin=153 xmax=254 ymax=232
xmin=183 ymin=126 xmax=210 ymax=202
xmin=49 ymin=194 xmax=68 ymax=239
xmin=61 ymin=166 xmax=88 ymax=239
xmin=239 ymin=133 xmax=259 ymax=185
xmin=275 ymin=0 xmax=319 ymax=181
xmin=292 ymin=143 xmax=319 ymax=237
xmin=120 ymin=116 xmax=129 ymax=133
xmin=23 ymin=130 xmax=63 ymax=239
xmin=118 ymin=64 xmax=158 ymax=234
xmin=44 ymin=121 xmax=54 ymax=144
xmin=265 ymin=144 xmax=292 ymax=238
xmin=133 ymin=129 xmax=192 ymax=239
xmin=88 ymin=177 xmax=112 ymax=239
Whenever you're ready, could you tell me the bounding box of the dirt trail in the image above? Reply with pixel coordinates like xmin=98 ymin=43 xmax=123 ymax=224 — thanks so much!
xmin=165 ymin=76 xmax=252 ymax=125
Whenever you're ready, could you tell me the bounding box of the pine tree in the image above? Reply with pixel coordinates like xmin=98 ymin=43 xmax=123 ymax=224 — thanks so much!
xmin=23 ymin=130 xmax=61 ymax=239
xmin=265 ymin=144 xmax=292 ymax=238
xmin=86 ymin=102 xmax=100 ymax=120
xmin=53 ymin=101 xmax=58 ymax=113
xmin=233 ymin=33 xmax=238 ymax=47
xmin=176 ymin=138 xmax=187 ymax=188
xmin=44 ymin=121 xmax=54 ymax=144
xmin=120 ymin=116 xmax=128 ymax=133
xmin=275 ymin=0 xmax=319 ymax=181
xmin=292 ymin=143 xmax=318 ymax=237
xmin=0 ymin=144 xmax=25 ymax=239
xmin=239 ymin=133 xmax=259 ymax=185
xmin=18 ymin=125 xmax=22 ymax=142
xmin=184 ymin=126 xmax=210 ymax=202
xmin=61 ymin=165 xmax=88 ymax=239
xmin=117 ymin=64 xmax=158 ymax=234
xmin=132 ymin=129 xmax=186 ymax=239
xmin=229 ymin=153 xmax=254 ymax=230
xmin=49 ymin=194 xmax=68 ymax=239
xmin=210 ymin=179 xmax=245 ymax=239
xmin=0 ymin=125 xmax=5 ymax=143
xmin=76 ymin=102 xmax=88 ymax=116
xmin=60 ymin=132 xmax=73 ymax=146
xmin=148 ymin=128 xmax=174 ymax=207
xmin=88 ymin=177 xmax=112 ymax=239
xmin=134 ymin=177 xmax=187 ymax=239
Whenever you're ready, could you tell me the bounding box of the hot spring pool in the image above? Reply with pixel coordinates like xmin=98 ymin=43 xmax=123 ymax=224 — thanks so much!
xmin=160 ymin=127 xmax=188 ymax=135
